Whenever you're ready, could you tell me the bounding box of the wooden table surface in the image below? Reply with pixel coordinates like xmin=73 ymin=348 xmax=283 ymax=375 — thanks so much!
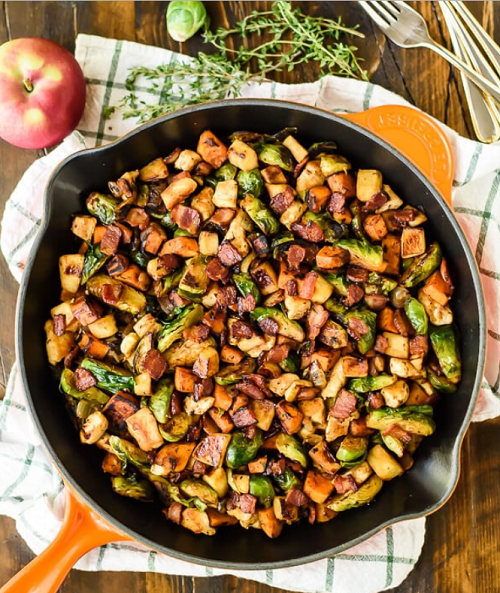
xmin=1 ymin=2 xmax=500 ymax=592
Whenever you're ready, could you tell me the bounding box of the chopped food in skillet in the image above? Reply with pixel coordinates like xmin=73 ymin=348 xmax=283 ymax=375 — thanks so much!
xmin=46 ymin=128 xmax=461 ymax=537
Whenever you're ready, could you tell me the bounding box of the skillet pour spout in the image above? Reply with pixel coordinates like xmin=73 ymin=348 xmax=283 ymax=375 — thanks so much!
xmin=10 ymin=100 xmax=485 ymax=589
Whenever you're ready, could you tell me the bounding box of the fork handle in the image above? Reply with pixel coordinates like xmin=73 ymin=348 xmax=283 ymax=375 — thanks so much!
xmin=424 ymin=39 xmax=500 ymax=105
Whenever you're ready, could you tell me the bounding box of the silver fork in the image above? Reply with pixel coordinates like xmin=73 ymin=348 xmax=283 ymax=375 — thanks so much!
xmin=359 ymin=0 xmax=500 ymax=105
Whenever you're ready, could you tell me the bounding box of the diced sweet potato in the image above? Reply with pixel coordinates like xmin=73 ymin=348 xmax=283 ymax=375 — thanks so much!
xmin=175 ymin=367 xmax=197 ymax=393
xmin=258 ymin=506 xmax=283 ymax=539
xmin=152 ymin=442 xmax=197 ymax=476
xmin=140 ymin=222 xmax=167 ymax=255
xmin=103 ymin=391 xmax=140 ymax=436
xmin=197 ymin=130 xmax=228 ymax=169
xmin=421 ymin=269 xmax=453 ymax=306
xmin=363 ymin=214 xmax=388 ymax=242
xmin=78 ymin=332 xmax=109 ymax=360
xmin=303 ymin=470 xmax=334 ymax=504
xmin=192 ymin=433 xmax=232 ymax=467
xmin=381 ymin=234 xmax=401 ymax=276
xmin=275 ymin=401 xmax=304 ymax=435
xmin=159 ymin=237 xmax=199 ymax=258
xmin=213 ymin=384 xmax=233 ymax=411
xmin=207 ymin=407 xmax=235 ymax=433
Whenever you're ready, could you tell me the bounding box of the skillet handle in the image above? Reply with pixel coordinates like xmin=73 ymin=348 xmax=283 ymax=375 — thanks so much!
xmin=0 ymin=487 xmax=131 ymax=593
xmin=342 ymin=105 xmax=454 ymax=207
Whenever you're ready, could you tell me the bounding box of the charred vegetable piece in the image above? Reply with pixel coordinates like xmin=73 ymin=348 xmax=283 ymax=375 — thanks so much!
xmin=249 ymin=475 xmax=275 ymax=508
xmin=160 ymin=411 xmax=191 ymax=442
xmin=429 ymin=324 xmax=462 ymax=383
xmin=86 ymin=275 xmax=147 ymax=315
xmin=111 ymin=474 xmax=155 ymax=501
xmin=258 ymin=144 xmax=294 ymax=172
xmin=80 ymin=358 xmax=135 ymax=393
xmin=250 ymin=307 xmax=305 ymax=342
xmin=240 ymin=194 xmax=280 ymax=236
xmin=325 ymin=300 xmax=377 ymax=354
xmin=237 ymin=168 xmax=264 ymax=198
xmin=233 ymin=272 xmax=261 ymax=304
xmin=214 ymin=358 xmax=257 ymax=385
xmin=60 ymin=368 xmax=109 ymax=405
xmin=404 ymin=297 xmax=429 ymax=335
xmin=273 ymin=466 xmax=301 ymax=493
xmin=157 ymin=304 xmax=204 ymax=352
xmin=276 ymin=433 xmax=308 ymax=468
xmin=366 ymin=406 xmax=436 ymax=436
xmin=400 ymin=242 xmax=442 ymax=288
xmin=86 ymin=192 xmax=120 ymax=225
xmin=147 ymin=379 xmax=174 ymax=424
xmin=327 ymin=474 xmax=383 ymax=512
xmin=226 ymin=429 xmax=263 ymax=469
xmin=348 ymin=374 xmax=396 ymax=393
xmin=335 ymin=238 xmax=386 ymax=273
xmin=81 ymin=244 xmax=109 ymax=284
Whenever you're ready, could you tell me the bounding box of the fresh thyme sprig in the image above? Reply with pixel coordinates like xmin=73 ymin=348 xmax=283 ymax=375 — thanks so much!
xmin=119 ymin=1 xmax=367 ymax=122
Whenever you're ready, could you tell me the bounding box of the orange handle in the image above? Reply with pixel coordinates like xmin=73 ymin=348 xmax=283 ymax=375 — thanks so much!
xmin=343 ymin=105 xmax=454 ymax=206
xmin=0 ymin=487 xmax=131 ymax=593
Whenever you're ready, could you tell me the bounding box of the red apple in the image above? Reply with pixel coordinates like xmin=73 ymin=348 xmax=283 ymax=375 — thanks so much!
xmin=0 ymin=37 xmax=86 ymax=149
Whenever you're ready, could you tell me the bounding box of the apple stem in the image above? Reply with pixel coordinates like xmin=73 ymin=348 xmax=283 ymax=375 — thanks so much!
xmin=23 ymin=78 xmax=34 ymax=93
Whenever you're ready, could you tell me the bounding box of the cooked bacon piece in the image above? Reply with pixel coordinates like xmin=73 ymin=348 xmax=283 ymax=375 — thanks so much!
xmin=70 ymin=296 xmax=101 ymax=325
xmin=368 ymin=392 xmax=385 ymax=409
xmin=265 ymin=344 xmax=290 ymax=364
xmin=230 ymin=320 xmax=254 ymax=339
xmin=216 ymin=286 xmax=237 ymax=308
xmin=365 ymin=294 xmax=389 ymax=311
xmin=285 ymin=279 xmax=298 ymax=296
xmin=291 ymin=221 xmax=324 ymax=243
xmin=394 ymin=309 xmax=414 ymax=337
xmin=239 ymin=493 xmax=257 ymax=515
xmin=218 ymin=242 xmax=243 ymax=267
xmin=361 ymin=191 xmax=388 ymax=213
xmin=235 ymin=381 xmax=266 ymax=400
xmin=106 ymin=254 xmax=129 ymax=277
xmin=183 ymin=323 xmax=211 ymax=343
xmin=143 ymin=349 xmax=167 ymax=380
xmin=243 ymin=425 xmax=257 ymax=440
xmin=330 ymin=388 xmax=357 ymax=420
xmin=258 ymin=317 xmax=279 ymax=336
xmin=170 ymin=391 xmax=184 ymax=416
xmin=333 ymin=474 xmax=358 ymax=494
xmin=299 ymin=271 xmax=318 ymax=299
xmin=346 ymin=266 xmax=369 ymax=283
xmin=166 ymin=502 xmax=183 ymax=525
xmin=252 ymin=235 xmax=270 ymax=257
xmin=266 ymin=457 xmax=286 ymax=476
xmin=327 ymin=192 xmax=347 ymax=213
xmin=287 ymin=244 xmax=306 ymax=271
xmin=245 ymin=374 xmax=273 ymax=398
xmin=297 ymin=387 xmax=321 ymax=400
xmin=100 ymin=224 xmax=122 ymax=256
xmin=270 ymin=187 xmax=295 ymax=215
xmin=409 ymin=335 xmax=429 ymax=358
xmin=285 ymin=487 xmax=309 ymax=507
xmin=191 ymin=460 xmax=209 ymax=475
xmin=383 ymin=424 xmax=412 ymax=444
xmin=157 ymin=254 xmax=181 ymax=275
xmin=64 ymin=345 xmax=80 ymax=369
xmin=206 ymin=257 xmax=230 ymax=283
xmin=276 ymin=401 xmax=304 ymax=434
xmin=306 ymin=304 xmax=329 ymax=340
xmin=74 ymin=367 xmax=97 ymax=391
xmin=238 ymin=293 xmax=256 ymax=316
xmin=125 ymin=207 xmax=150 ymax=230
xmin=316 ymin=245 xmax=349 ymax=270
xmin=102 ymin=285 xmax=123 ymax=308
xmin=170 ymin=290 xmax=190 ymax=308
xmin=374 ymin=334 xmax=389 ymax=354
xmin=186 ymin=422 xmax=202 ymax=442
xmin=231 ymin=406 xmax=257 ymax=428
xmin=52 ymin=314 xmax=66 ymax=337
xmin=343 ymin=284 xmax=365 ymax=307
xmin=347 ymin=316 xmax=370 ymax=341
xmin=209 ymin=208 xmax=236 ymax=232
xmin=193 ymin=378 xmax=214 ymax=400
xmin=170 ymin=204 xmax=202 ymax=235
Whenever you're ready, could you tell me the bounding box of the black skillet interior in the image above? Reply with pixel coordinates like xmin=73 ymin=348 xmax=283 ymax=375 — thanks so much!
xmin=16 ymin=99 xmax=486 ymax=569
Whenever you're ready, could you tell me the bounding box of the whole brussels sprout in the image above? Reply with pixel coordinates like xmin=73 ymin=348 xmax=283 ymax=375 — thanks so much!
xmin=166 ymin=1 xmax=209 ymax=42
xmin=258 ymin=144 xmax=295 ymax=172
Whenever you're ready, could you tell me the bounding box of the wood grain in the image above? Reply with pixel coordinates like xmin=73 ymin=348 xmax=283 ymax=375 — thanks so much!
xmin=1 ymin=2 xmax=500 ymax=593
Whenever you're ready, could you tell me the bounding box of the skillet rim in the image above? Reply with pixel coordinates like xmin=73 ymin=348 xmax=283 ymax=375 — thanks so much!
xmin=15 ymin=98 xmax=487 ymax=569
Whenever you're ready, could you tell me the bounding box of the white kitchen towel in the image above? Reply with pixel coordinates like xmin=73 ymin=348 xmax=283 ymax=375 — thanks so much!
xmin=1 ymin=33 xmax=499 ymax=593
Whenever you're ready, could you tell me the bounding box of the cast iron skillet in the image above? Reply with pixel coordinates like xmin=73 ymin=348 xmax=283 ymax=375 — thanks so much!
xmin=14 ymin=100 xmax=486 ymax=573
